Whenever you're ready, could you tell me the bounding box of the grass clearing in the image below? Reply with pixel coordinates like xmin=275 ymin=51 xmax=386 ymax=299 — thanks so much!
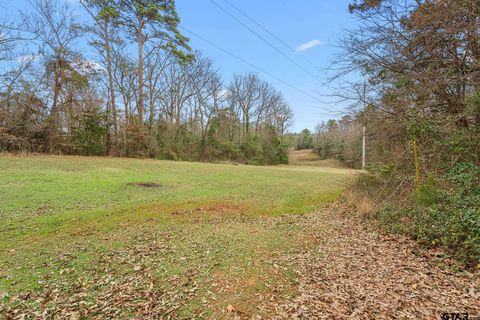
xmin=288 ymin=149 xmax=346 ymax=168
xmin=0 ymin=154 xmax=354 ymax=318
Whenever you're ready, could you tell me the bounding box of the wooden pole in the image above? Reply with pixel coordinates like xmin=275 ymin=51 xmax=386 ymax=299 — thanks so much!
xmin=362 ymin=80 xmax=366 ymax=170
xmin=362 ymin=125 xmax=366 ymax=170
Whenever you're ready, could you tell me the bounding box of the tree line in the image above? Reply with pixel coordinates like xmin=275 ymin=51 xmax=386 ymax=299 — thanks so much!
xmin=0 ymin=0 xmax=294 ymax=164
xmin=297 ymin=0 xmax=480 ymax=173
xmin=327 ymin=0 xmax=480 ymax=267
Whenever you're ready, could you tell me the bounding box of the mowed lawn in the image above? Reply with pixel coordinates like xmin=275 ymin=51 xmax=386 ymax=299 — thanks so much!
xmin=0 ymin=155 xmax=354 ymax=318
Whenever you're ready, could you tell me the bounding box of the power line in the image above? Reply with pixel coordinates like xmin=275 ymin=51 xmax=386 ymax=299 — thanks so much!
xmin=220 ymin=0 xmax=321 ymax=71
xmin=207 ymin=0 xmax=325 ymax=85
xmin=179 ymin=26 xmax=340 ymax=115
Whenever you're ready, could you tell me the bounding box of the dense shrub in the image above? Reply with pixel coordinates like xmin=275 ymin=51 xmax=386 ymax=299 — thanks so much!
xmin=363 ymin=163 xmax=480 ymax=268
xmin=72 ymin=108 xmax=107 ymax=156
xmin=150 ymin=128 xmax=288 ymax=165
xmin=295 ymin=129 xmax=313 ymax=150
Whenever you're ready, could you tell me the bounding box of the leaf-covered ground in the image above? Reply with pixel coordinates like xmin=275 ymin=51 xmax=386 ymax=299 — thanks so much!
xmin=1 ymin=154 xmax=478 ymax=319
xmin=260 ymin=204 xmax=480 ymax=319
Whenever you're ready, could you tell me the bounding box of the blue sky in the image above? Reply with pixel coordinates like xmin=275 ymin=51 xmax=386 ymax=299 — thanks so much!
xmin=2 ymin=0 xmax=357 ymax=132
xmin=175 ymin=0 xmax=356 ymax=131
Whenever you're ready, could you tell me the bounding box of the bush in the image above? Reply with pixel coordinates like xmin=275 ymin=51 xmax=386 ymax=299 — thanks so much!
xmin=373 ymin=163 xmax=480 ymax=268
xmin=296 ymin=128 xmax=313 ymax=150
xmin=261 ymin=134 xmax=289 ymax=165
xmin=72 ymin=108 xmax=107 ymax=156
xmin=151 ymin=125 xmax=288 ymax=165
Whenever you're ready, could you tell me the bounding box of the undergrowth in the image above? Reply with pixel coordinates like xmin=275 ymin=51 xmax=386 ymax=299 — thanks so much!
xmin=348 ymin=162 xmax=480 ymax=269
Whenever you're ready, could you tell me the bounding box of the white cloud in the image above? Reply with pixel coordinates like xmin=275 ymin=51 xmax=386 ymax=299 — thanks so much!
xmin=295 ymin=39 xmax=326 ymax=53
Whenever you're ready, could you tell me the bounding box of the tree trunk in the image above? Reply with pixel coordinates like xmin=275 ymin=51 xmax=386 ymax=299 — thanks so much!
xmin=137 ymin=16 xmax=144 ymax=125
xmin=148 ymin=80 xmax=155 ymax=128
xmin=104 ymin=17 xmax=117 ymax=136
xmin=49 ymin=59 xmax=63 ymax=152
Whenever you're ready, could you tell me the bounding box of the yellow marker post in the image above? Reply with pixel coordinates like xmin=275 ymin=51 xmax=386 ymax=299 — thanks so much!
xmin=413 ymin=139 xmax=420 ymax=190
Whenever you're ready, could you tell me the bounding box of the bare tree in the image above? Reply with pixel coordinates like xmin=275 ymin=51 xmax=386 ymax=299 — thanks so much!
xmin=81 ymin=0 xmax=121 ymax=139
xmin=114 ymin=0 xmax=192 ymax=125
xmin=24 ymin=0 xmax=82 ymax=151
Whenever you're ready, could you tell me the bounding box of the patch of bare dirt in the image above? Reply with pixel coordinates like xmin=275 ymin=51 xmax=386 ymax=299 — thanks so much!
xmin=259 ymin=204 xmax=480 ymax=319
xmin=127 ymin=182 xmax=162 ymax=188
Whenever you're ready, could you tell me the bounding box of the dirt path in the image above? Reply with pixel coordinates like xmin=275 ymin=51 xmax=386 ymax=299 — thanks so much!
xmin=288 ymin=149 xmax=344 ymax=168
xmin=260 ymin=204 xmax=480 ymax=319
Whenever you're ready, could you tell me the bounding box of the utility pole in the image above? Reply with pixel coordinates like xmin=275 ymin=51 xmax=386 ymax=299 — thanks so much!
xmin=362 ymin=125 xmax=366 ymax=170
xmin=362 ymin=80 xmax=366 ymax=170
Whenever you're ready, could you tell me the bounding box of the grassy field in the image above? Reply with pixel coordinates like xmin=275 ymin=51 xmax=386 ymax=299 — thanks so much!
xmin=0 ymin=154 xmax=354 ymax=318
xmin=288 ymin=149 xmax=345 ymax=168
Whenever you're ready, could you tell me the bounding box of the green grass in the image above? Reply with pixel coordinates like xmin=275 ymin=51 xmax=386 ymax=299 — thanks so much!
xmin=0 ymin=155 xmax=354 ymax=317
